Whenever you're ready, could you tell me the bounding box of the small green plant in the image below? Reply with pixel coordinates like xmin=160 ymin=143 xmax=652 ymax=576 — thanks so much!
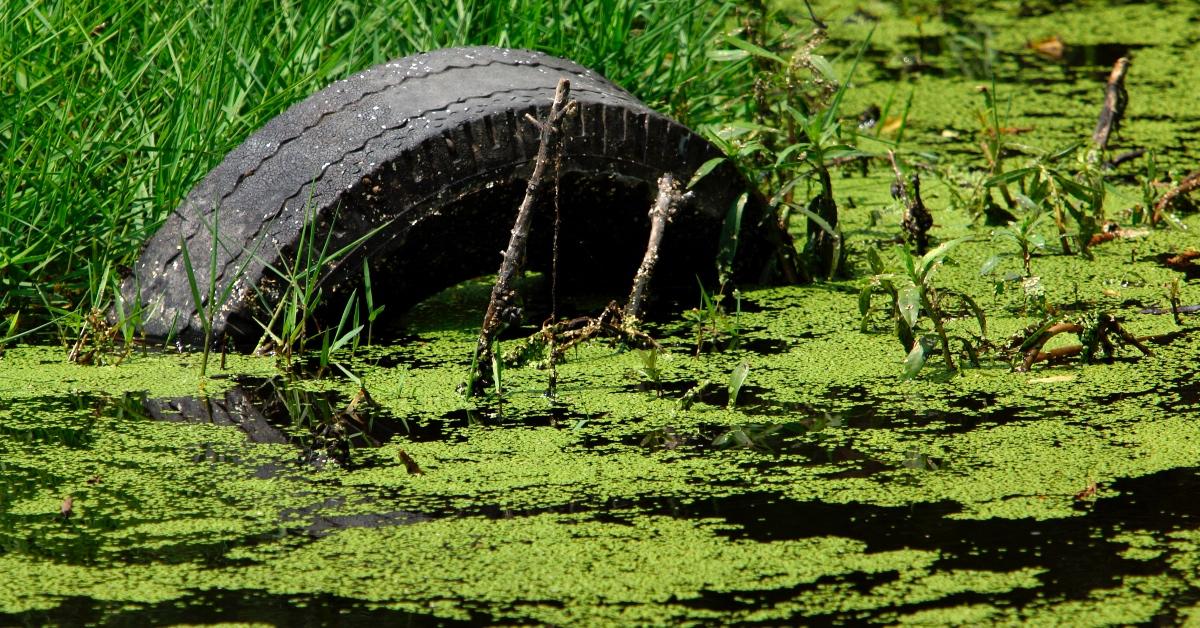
xmin=0 ymin=312 xmax=18 ymax=357
xmin=1134 ymin=149 xmax=1159 ymax=225
xmin=860 ymin=240 xmax=987 ymax=379
xmin=361 ymin=260 xmax=385 ymax=347
xmin=984 ymin=209 xmax=1050 ymax=278
xmin=727 ymin=359 xmax=750 ymax=409
xmin=179 ymin=209 xmax=259 ymax=377
xmin=681 ymin=282 xmax=741 ymax=354
xmin=981 ymin=210 xmax=1053 ymax=316
xmin=985 ymin=142 xmax=1107 ymax=259
xmin=66 ymin=264 xmax=142 ymax=366
xmin=975 ymin=81 xmax=1019 ymax=214
xmin=1164 ymin=278 xmax=1183 ymax=326
xmin=635 ymin=348 xmax=664 ymax=395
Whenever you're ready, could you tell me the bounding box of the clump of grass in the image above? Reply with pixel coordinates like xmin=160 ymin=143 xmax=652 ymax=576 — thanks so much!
xmin=253 ymin=203 xmax=383 ymax=374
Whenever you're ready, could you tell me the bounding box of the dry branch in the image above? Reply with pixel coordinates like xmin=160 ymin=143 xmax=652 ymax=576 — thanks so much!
xmin=625 ymin=174 xmax=692 ymax=322
xmin=1093 ymin=57 xmax=1130 ymax=150
xmin=471 ymin=78 xmax=577 ymax=393
xmin=1153 ymin=169 xmax=1200 ymax=225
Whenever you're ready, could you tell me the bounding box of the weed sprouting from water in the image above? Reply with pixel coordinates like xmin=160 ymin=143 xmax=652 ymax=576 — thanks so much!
xmin=985 ymin=142 xmax=1107 ymax=258
xmin=253 ymin=198 xmax=385 ymax=374
xmin=860 ymin=240 xmax=987 ymax=379
xmin=727 ymin=360 xmax=750 ymax=409
xmin=682 ymin=282 xmax=742 ymax=355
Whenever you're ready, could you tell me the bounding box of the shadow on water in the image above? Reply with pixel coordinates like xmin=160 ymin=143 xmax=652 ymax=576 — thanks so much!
xmin=640 ymin=466 xmax=1200 ymax=622
xmin=139 ymin=376 xmax=440 ymax=468
xmin=0 ymin=395 xmax=100 ymax=448
xmin=2 ymin=589 xmax=486 ymax=628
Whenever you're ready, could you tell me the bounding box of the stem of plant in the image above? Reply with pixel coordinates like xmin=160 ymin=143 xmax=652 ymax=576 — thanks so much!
xmin=921 ymin=289 xmax=955 ymax=372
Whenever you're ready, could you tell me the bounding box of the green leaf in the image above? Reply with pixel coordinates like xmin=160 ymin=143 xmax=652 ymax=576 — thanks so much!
xmin=722 ymin=35 xmax=787 ymax=65
xmin=329 ymin=325 xmax=364 ymax=353
xmin=859 ymin=284 xmax=874 ymax=333
xmin=1054 ymin=174 xmax=1096 ymax=203
xmin=980 ymin=253 xmax=1004 ymax=276
xmin=808 ymin=54 xmax=837 ymax=82
xmin=1046 ymin=141 xmax=1083 ymax=164
xmin=822 ymin=146 xmax=868 ymax=161
xmin=920 ymin=237 xmax=967 ymax=279
xmin=1014 ymin=193 xmax=1040 ymax=212
xmin=717 ymin=193 xmax=747 ymax=284
xmin=725 ymin=120 xmax=779 ymax=134
xmin=1018 ymin=319 xmax=1057 ymax=353
xmin=795 ymin=204 xmax=837 ymax=238
xmin=984 ymin=167 xmax=1036 ymax=187
xmin=3 ymin=312 xmax=19 ymax=341
xmin=707 ymin=49 xmax=750 ymax=62
xmin=901 ymin=339 xmax=928 ymax=381
xmin=898 ymin=285 xmax=920 ymax=329
xmin=178 ymin=238 xmax=208 ymax=336
xmin=773 ymin=144 xmax=807 ymax=168
xmin=899 ymin=246 xmax=917 ymax=280
xmin=858 ymin=283 xmax=873 ymax=318
xmin=867 ymin=247 xmax=885 ymax=275
xmin=727 ymin=360 xmax=750 ymax=409
xmin=688 ymin=157 xmax=726 ymax=189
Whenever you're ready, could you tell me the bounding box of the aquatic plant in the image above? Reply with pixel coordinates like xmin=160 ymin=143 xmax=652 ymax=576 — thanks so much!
xmin=727 ymin=359 xmax=750 ymax=409
xmin=61 ymin=265 xmax=133 ymax=365
xmin=179 ymin=212 xmax=225 ymax=377
xmin=985 ymin=142 xmax=1107 ymax=259
xmin=681 ymin=282 xmax=742 ymax=354
xmin=635 ymin=348 xmax=664 ymax=395
xmin=705 ymin=5 xmax=870 ymax=281
xmin=985 ymin=209 xmax=1050 ymax=278
xmin=860 ymin=240 xmax=987 ymax=379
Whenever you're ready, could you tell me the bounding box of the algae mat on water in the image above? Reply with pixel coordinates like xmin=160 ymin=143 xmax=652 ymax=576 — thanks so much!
xmin=5 ymin=0 xmax=1200 ymax=624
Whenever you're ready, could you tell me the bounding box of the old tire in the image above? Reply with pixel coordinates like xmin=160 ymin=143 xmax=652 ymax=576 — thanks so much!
xmin=122 ymin=46 xmax=776 ymax=347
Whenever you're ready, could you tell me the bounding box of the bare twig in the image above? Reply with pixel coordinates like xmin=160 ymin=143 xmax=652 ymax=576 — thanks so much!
xmin=1017 ymin=317 xmax=1152 ymax=371
xmin=1153 ymin=169 xmax=1200 ymax=225
xmin=625 ymin=174 xmax=692 ymax=322
xmin=1102 ymin=148 xmax=1145 ymax=170
xmin=1093 ymin=57 xmax=1130 ymax=150
xmin=471 ymin=79 xmax=577 ymax=393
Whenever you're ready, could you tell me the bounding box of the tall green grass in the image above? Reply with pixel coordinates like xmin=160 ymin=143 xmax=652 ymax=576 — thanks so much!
xmin=0 ymin=0 xmax=745 ymax=338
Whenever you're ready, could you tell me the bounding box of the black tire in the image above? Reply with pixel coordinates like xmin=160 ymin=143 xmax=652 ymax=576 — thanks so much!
xmin=122 ymin=46 xmax=777 ymax=347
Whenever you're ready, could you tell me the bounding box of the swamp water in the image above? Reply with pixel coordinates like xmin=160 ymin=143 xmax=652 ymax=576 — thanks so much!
xmin=5 ymin=0 xmax=1200 ymax=624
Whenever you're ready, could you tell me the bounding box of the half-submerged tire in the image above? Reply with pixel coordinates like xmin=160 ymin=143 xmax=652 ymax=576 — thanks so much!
xmin=123 ymin=46 xmax=777 ymax=347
